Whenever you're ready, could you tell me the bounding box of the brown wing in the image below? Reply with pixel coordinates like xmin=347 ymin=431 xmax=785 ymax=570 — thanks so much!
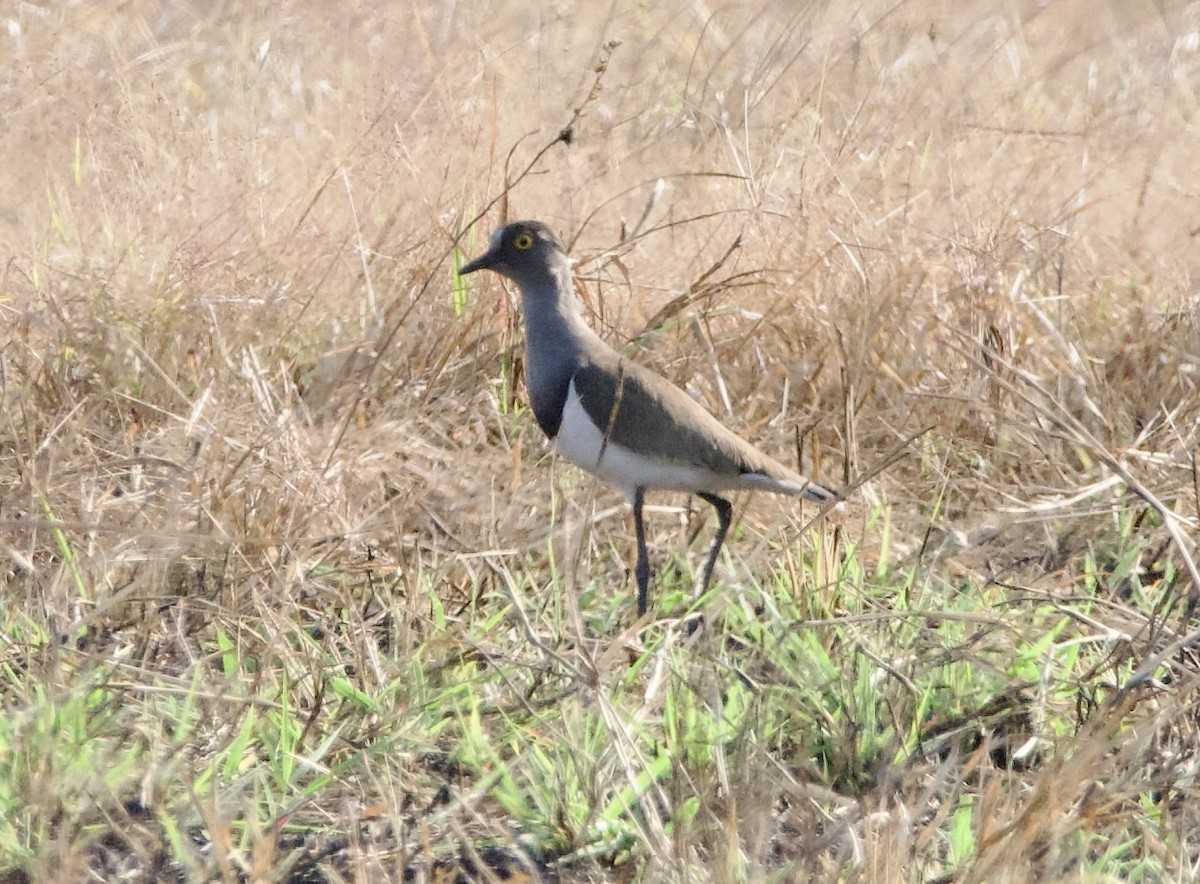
xmin=571 ymin=353 xmax=797 ymax=482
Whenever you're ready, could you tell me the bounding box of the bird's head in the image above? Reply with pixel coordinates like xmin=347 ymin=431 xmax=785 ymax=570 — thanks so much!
xmin=459 ymin=221 xmax=567 ymax=285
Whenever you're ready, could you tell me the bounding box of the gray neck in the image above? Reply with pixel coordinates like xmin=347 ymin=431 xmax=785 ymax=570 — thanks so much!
xmin=516 ymin=258 xmax=604 ymax=438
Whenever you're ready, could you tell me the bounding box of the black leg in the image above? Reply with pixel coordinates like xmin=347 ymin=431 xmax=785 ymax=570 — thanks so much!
xmin=632 ymin=487 xmax=651 ymax=616
xmin=695 ymin=492 xmax=732 ymax=600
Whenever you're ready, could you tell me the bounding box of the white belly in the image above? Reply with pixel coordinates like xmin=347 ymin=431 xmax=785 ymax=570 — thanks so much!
xmin=554 ymin=379 xmax=714 ymax=500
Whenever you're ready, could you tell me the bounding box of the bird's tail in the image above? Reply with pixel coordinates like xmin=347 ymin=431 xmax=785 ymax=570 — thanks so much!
xmin=798 ymin=479 xmax=839 ymax=504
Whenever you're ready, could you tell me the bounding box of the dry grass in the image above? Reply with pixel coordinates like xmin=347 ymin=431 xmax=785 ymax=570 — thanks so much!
xmin=2 ymin=0 xmax=1199 ymax=880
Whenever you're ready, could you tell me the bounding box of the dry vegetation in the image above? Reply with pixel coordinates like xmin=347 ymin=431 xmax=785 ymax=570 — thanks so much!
xmin=2 ymin=0 xmax=1200 ymax=880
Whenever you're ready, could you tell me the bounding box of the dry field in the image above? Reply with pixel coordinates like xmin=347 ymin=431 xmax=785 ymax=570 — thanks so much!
xmin=2 ymin=0 xmax=1199 ymax=880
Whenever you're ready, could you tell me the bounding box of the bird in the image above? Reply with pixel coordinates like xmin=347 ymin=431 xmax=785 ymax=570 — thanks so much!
xmin=459 ymin=220 xmax=838 ymax=617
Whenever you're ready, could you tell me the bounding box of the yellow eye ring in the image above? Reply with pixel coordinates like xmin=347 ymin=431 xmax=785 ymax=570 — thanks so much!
xmin=513 ymin=232 xmax=534 ymax=250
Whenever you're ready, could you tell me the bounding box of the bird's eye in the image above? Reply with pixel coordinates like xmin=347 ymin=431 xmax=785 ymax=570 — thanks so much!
xmin=513 ymin=232 xmax=534 ymax=250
